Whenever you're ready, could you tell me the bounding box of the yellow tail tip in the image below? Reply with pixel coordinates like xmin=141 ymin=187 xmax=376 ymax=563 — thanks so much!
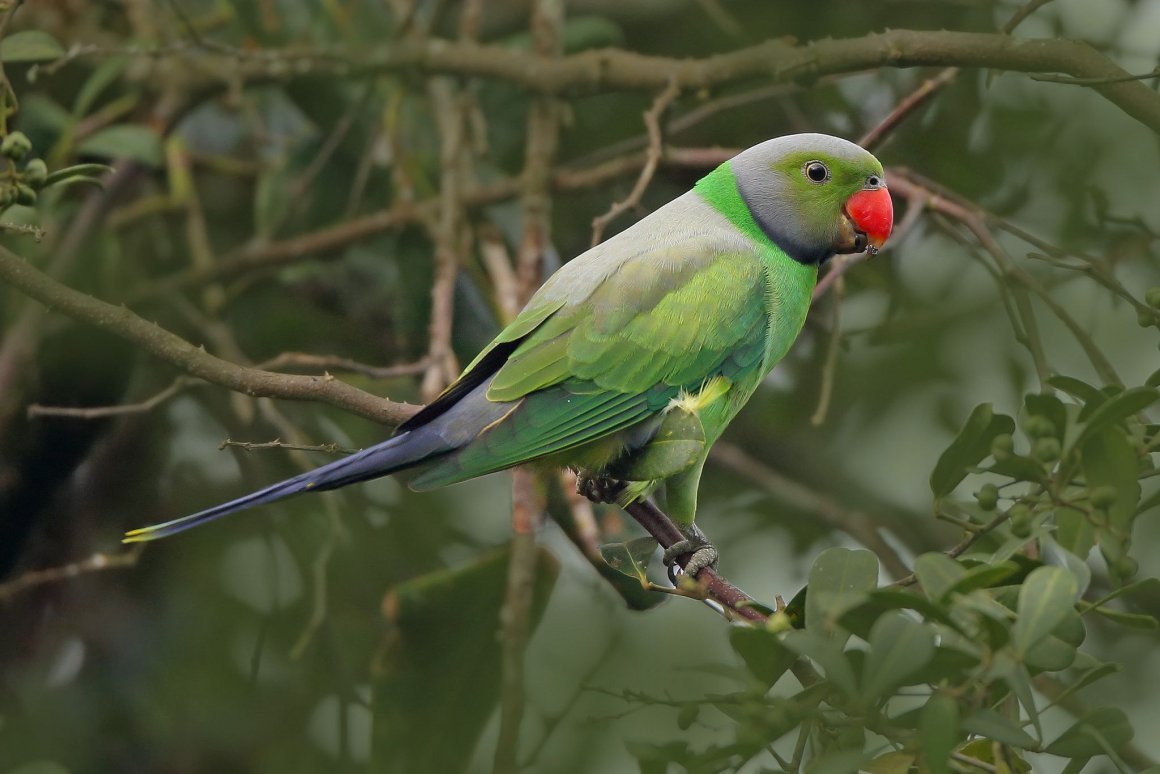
xmin=121 ymin=529 xmax=151 ymax=544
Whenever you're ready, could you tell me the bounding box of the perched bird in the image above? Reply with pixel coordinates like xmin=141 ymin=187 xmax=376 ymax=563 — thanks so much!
xmin=125 ymin=133 xmax=893 ymax=575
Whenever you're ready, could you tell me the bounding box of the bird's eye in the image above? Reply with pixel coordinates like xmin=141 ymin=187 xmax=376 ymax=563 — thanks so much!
xmin=804 ymin=161 xmax=830 ymax=183
xmin=867 ymin=175 xmax=881 ymax=188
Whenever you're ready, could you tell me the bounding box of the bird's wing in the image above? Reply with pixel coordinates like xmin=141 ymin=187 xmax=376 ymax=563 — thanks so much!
xmin=408 ymin=238 xmax=771 ymax=488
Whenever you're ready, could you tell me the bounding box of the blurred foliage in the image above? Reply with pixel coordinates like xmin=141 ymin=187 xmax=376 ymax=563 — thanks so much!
xmin=0 ymin=1 xmax=1159 ymax=773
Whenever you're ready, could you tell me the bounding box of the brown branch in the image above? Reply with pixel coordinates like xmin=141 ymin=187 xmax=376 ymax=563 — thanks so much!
xmin=621 ymin=498 xmax=768 ymax=623
xmin=27 ymin=376 xmax=194 ymax=419
xmin=128 ymin=146 xmax=733 ymax=303
xmin=420 ymin=79 xmax=470 ymax=401
xmin=255 ymin=352 xmax=429 ymax=380
xmin=590 ymin=79 xmax=680 ymax=246
xmin=889 ymin=169 xmax=1123 ymax=386
xmin=497 ymin=7 xmax=564 ymax=771
xmin=145 ymin=30 xmax=1160 ymax=137
xmin=0 ymin=547 xmax=143 ymax=601
xmin=479 ymin=227 xmax=522 ymax=323
xmin=858 ymin=67 xmax=960 ymax=151
xmin=1031 ymin=66 xmax=1160 ymax=86
xmin=0 ymin=244 xmax=420 ymax=425
xmin=218 ymin=438 xmax=355 ymax=455
xmin=495 ymin=467 xmax=546 ymax=774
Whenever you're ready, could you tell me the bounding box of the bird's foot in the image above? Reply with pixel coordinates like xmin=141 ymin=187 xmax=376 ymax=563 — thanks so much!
xmin=575 ymin=472 xmax=626 ymax=505
xmin=662 ymin=523 xmax=719 ymax=581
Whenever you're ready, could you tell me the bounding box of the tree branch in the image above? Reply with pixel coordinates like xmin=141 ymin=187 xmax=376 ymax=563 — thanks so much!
xmin=149 ymin=30 xmax=1160 ymax=136
xmin=0 ymin=244 xmax=419 ymax=425
xmin=621 ymin=498 xmax=769 ymax=624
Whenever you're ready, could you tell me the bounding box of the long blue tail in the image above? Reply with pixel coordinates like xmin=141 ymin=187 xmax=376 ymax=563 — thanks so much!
xmin=123 ymin=429 xmax=446 ymax=543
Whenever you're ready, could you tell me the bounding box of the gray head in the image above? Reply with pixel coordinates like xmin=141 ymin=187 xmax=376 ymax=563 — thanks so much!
xmin=726 ymin=133 xmax=893 ymax=264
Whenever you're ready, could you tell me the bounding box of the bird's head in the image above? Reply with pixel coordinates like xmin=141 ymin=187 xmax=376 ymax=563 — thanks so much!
xmin=729 ymin=133 xmax=893 ymax=265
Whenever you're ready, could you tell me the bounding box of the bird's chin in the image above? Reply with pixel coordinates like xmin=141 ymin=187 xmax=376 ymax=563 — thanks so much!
xmin=832 ymin=212 xmax=870 ymax=255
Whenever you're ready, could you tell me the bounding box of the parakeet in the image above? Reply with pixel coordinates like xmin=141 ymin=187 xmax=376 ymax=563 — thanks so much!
xmin=125 ymin=133 xmax=893 ymax=575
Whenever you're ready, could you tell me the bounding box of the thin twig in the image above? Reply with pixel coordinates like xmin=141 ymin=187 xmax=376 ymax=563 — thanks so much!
xmin=127 ymin=146 xmax=735 ymax=302
xmin=78 ymin=30 xmax=1160 ymax=137
xmin=0 ymin=547 xmax=143 ymax=601
xmin=420 ymin=78 xmax=469 ymax=401
xmin=590 ymin=79 xmax=680 ymax=246
xmin=859 ymin=67 xmax=960 ymax=151
xmin=256 ymin=352 xmax=429 ymax=380
xmin=891 ymin=513 xmax=1007 ymax=587
xmin=1031 ymin=67 xmax=1160 ymax=86
xmin=27 ymin=376 xmax=194 ymax=419
xmin=218 ymin=438 xmax=356 ymax=455
xmin=0 ymin=244 xmax=421 ymax=426
xmin=496 ymin=7 xmax=564 ymax=771
xmin=889 ymin=170 xmax=1123 ymax=386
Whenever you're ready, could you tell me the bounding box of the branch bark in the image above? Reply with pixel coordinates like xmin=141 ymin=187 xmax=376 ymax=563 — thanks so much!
xmin=0 ymin=244 xmax=419 ymax=426
xmin=622 ymin=499 xmax=769 ymax=624
xmin=169 ymin=30 xmax=1160 ymax=136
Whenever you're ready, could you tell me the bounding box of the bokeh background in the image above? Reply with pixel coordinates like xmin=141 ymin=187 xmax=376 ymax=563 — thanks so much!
xmin=1 ymin=1 xmax=1159 ymax=772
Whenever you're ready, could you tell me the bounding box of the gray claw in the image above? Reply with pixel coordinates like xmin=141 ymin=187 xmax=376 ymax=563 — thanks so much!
xmin=662 ymin=525 xmax=719 ymax=579
xmin=575 ymin=472 xmax=625 ymax=504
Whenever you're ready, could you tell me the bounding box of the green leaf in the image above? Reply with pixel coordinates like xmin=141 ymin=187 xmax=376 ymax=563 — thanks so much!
xmin=254 ymin=159 xmax=292 ymax=239
xmin=862 ymin=752 xmax=916 ymax=774
xmin=1071 ymin=386 xmax=1158 ymax=451
xmin=805 ymin=547 xmax=879 ymax=635
xmin=862 ymin=613 xmax=935 ymax=699
xmin=782 ymin=630 xmax=858 ymax=696
xmin=1013 ymin=566 xmax=1078 ymax=657
xmin=930 ymin=404 xmax=1016 ymax=497
xmin=0 ymin=30 xmax=65 ymax=63
xmin=945 ymin=560 xmax=1020 ymax=597
xmin=838 ymin=587 xmax=958 ymax=640
xmin=1046 ymin=662 xmax=1122 ymax=709
xmin=42 ymin=163 xmax=113 ymax=189
xmin=376 ymin=546 xmax=558 ymax=772
xmin=986 ymin=453 xmax=1048 ymax=484
xmin=1049 ymin=375 xmax=1105 ymax=406
xmin=1092 ymin=608 xmax=1159 ymax=629
xmin=961 ymin=708 xmax=1040 ymax=749
xmin=1044 ymin=708 xmax=1134 ymax=758
xmin=1024 ymin=633 xmax=1077 ymax=672
xmin=598 ymin=536 xmax=657 ymax=584
xmin=906 ymin=644 xmax=982 ymax=685
xmin=957 ymin=740 xmax=1032 ymax=772
xmin=914 ymin=553 xmax=966 ymax=603
xmin=73 ymin=57 xmax=128 ymax=117
xmin=728 ymin=627 xmax=795 ymax=688
xmin=77 ymin=125 xmax=164 ymax=167
xmin=805 ymin=750 xmax=868 ymax=774
xmin=1054 ymin=507 xmax=1095 ymax=559
xmin=1083 ymin=427 xmax=1141 ymax=534
xmin=919 ymin=695 xmax=959 ymax=774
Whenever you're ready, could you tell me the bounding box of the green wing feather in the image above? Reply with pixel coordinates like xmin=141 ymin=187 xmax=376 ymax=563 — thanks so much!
xmin=410 ymin=243 xmax=771 ymax=490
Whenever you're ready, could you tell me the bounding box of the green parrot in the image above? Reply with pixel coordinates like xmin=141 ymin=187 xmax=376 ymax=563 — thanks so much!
xmin=125 ymin=133 xmax=893 ymax=576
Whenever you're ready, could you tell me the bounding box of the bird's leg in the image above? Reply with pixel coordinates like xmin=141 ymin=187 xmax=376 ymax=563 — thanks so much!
xmin=662 ymin=522 xmax=719 ymax=580
xmin=574 ymin=470 xmax=626 ymax=505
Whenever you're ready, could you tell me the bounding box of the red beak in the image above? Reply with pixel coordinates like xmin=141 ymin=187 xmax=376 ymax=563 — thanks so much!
xmin=845 ymin=187 xmax=893 ymax=254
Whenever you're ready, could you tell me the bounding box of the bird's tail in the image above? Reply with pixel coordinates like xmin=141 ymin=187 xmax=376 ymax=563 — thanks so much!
xmin=123 ymin=429 xmax=447 ymax=543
